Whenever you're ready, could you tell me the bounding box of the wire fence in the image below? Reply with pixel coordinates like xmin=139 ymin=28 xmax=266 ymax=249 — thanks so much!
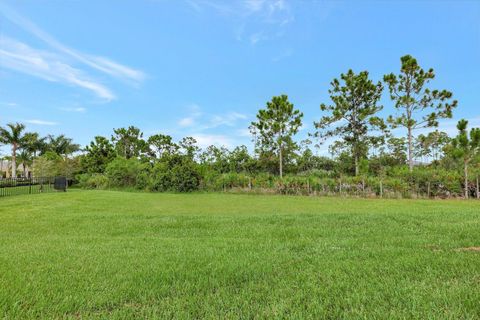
xmin=0 ymin=177 xmax=66 ymax=198
xmin=200 ymin=174 xmax=480 ymax=199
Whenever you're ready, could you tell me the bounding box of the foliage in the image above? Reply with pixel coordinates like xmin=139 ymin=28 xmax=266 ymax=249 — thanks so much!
xmin=46 ymin=134 xmax=80 ymax=157
xmin=313 ymin=69 xmax=385 ymax=176
xmin=148 ymin=134 xmax=179 ymax=159
xmin=0 ymin=122 xmax=28 ymax=177
xmin=32 ymin=155 xmax=58 ymax=177
xmin=105 ymin=157 xmax=146 ymax=188
xmin=76 ymin=173 xmax=109 ymax=189
xmin=1 ymin=56 xmax=479 ymax=199
xmin=149 ymin=155 xmax=200 ymax=192
xmin=250 ymin=95 xmax=303 ymax=178
xmin=81 ymin=136 xmax=116 ymax=174
xmin=446 ymin=119 xmax=480 ymax=198
xmin=111 ymin=126 xmax=148 ymax=159
xmin=384 ymin=55 xmax=457 ymax=171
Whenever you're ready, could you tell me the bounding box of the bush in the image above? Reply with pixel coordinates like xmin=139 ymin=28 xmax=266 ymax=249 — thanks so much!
xmin=105 ymin=157 xmax=146 ymax=188
xmin=76 ymin=173 xmax=109 ymax=189
xmin=170 ymin=162 xmax=200 ymax=192
xmin=149 ymin=155 xmax=200 ymax=192
xmin=149 ymin=162 xmax=172 ymax=191
xmin=135 ymin=171 xmax=150 ymax=190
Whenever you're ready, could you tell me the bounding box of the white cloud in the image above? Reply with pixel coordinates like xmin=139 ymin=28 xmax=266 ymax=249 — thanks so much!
xmin=191 ymin=133 xmax=233 ymax=148
xmin=25 ymin=119 xmax=58 ymax=126
xmin=249 ymin=32 xmax=264 ymax=45
xmin=244 ymin=0 xmax=268 ymax=13
xmin=172 ymin=106 xmax=251 ymax=148
xmin=0 ymin=3 xmax=145 ymax=100
xmin=0 ymin=3 xmax=145 ymax=83
xmin=177 ymin=104 xmax=203 ymax=127
xmin=415 ymin=117 xmax=480 ymax=137
xmin=187 ymin=0 xmax=293 ymax=45
xmin=237 ymin=128 xmax=252 ymax=137
xmin=178 ymin=117 xmax=195 ymax=127
xmin=272 ymin=48 xmax=293 ymax=62
xmin=0 ymin=37 xmax=116 ymax=100
xmin=59 ymin=107 xmax=86 ymax=113
xmin=176 ymin=105 xmax=248 ymax=130
xmin=244 ymin=0 xmax=291 ymax=22
xmin=208 ymin=112 xmax=247 ymax=128
xmin=1 ymin=102 xmax=18 ymax=107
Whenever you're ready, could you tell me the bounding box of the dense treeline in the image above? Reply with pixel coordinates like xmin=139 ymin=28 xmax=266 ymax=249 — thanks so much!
xmin=1 ymin=55 xmax=479 ymax=198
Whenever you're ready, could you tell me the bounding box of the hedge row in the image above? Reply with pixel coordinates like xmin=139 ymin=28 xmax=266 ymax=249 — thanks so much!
xmin=76 ymin=158 xmax=479 ymax=198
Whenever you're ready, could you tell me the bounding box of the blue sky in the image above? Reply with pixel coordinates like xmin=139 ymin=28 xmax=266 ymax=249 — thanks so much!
xmin=1 ymin=0 xmax=479 ymax=153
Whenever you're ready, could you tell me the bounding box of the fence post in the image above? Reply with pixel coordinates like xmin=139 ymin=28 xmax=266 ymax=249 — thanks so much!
xmin=380 ymin=180 xmax=383 ymax=198
xmin=29 ymin=177 xmax=32 ymax=194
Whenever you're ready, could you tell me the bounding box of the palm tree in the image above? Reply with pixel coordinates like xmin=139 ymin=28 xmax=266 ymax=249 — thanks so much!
xmin=0 ymin=123 xmax=28 ymax=178
xmin=17 ymin=150 xmax=33 ymax=178
xmin=23 ymin=132 xmax=47 ymax=157
xmin=47 ymin=134 xmax=80 ymax=158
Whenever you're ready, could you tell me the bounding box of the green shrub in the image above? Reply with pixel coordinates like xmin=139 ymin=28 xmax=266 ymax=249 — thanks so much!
xmin=105 ymin=157 xmax=144 ymax=188
xmin=135 ymin=171 xmax=150 ymax=190
xmin=170 ymin=161 xmax=200 ymax=192
xmin=76 ymin=173 xmax=109 ymax=189
xmin=149 ymin=156 xmax=200 ymax=192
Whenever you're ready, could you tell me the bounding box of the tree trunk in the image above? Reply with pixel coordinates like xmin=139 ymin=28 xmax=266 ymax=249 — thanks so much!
xmin=11 ymin=144 xmax=17 ymax=178
xmin=279 ymin=146 xmax=283 ymax=179
xmin=464 ymin=160 xmax=468 ymax=199
xmin=408 ymin=126 xmax=413 ymax=172
xmin=354 ymin=154 xmax=359 ymax=176
xmin=476 ymin=176 xmax=479 ymax=200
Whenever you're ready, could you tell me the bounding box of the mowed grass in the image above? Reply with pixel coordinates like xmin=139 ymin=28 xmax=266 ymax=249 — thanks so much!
xmin=1 ymin=191 xmax=479 ymax=319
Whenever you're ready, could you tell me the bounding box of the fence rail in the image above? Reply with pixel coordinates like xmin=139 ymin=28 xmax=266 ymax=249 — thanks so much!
xmin=0 ymin=177 xmax=65 ymax=197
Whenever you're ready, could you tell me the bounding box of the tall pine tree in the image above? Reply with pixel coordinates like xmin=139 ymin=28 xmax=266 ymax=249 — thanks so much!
xmin=313 ymin=70 xmax=385 ymax=176
xmin=384 ymin=55 xmax=457 ymax=171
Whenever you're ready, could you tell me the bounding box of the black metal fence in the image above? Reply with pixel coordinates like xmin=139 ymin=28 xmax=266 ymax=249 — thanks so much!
xmin=0 ymin=177 xmax=66 ymax=197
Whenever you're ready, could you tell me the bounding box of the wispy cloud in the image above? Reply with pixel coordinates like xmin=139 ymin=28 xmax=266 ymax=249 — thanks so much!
xmin=191 ymin=133 xmax=234 ymax=148
xmin=177 ymin=104 xmax=202 ymax=127
xmin=244 ymin=0 xmax=293 ymax=24
xmin=208 ymin=112 xmax=247 ymax=128
xmin=187 ymin=0 xmax=293 ymax=45
xmin=25 ymin=119 xmax=58 ymax=126
xmin=272 ymin=48 xmax=293 ymax=62
xmin=0 ymin=3 xmax=145 ymax=100
xmin=178 ymin=117 xmax=196 ymax=127
xmin=1 ymin=102 xmax=18 ymax=107
xmin=0 ymin=36 xmax=116 ymax=100
xmin=59 ymin=107 xmax=87 ymax=113
xmin=415 ymin=117 xmax=480 ymax=137
xmin=237 ymin=128 xmax=252 ymax=137
xmin=177 ymin=104 xmax=248 ymax=130
xmin=172 ymin=104 xmax=251 ymax=148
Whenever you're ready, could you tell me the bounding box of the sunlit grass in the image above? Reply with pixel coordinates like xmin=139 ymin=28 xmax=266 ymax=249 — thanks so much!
xmin=1 ymin=190 xmax=479 ymax=319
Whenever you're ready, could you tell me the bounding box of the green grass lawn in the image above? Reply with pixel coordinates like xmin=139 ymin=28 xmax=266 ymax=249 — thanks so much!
xmin=1 ymin=190 xmax=479 ymax=319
